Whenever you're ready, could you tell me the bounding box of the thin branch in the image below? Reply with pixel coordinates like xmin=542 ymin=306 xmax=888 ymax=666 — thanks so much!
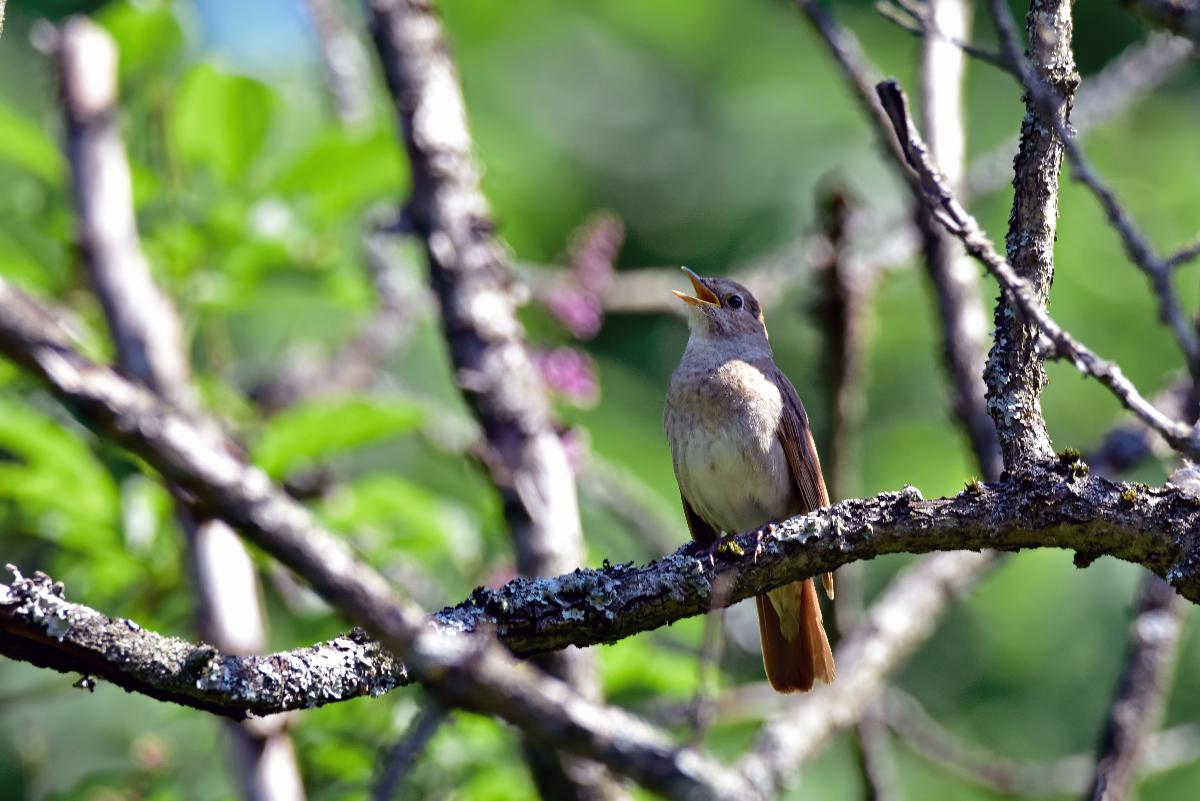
xmin=882 ymin=689 xmax=1200 ymax=796
xmin=854 ymin=708 xmax=903 ymax=801
xmin=1089 ymin=376 xmax=1191 ymax=477
xmin=1165 ymin=235 xmax=1200 ymax=272
xmin=876 ymin=0 xmax=1010 ymax=72
xmin=987 ymin=0 xmax=1200 ymax=376
xmin=55 ymin=17 xmax=303 ymax=801
xmin=915 ymin=0 xmax=1002 ymax=481
xmin=810 ymin=185 xmax=900 ymax=801
xmin=362 ymin=2 xmax=622 ymax=798
xmin=373 ymin=702 xmax=450 ymax=801
xmin=875 ymin=80 xmax=1200 ymax=461
xmin=595 ymin=32 xmax=1192 ymax=318
xmin=814 ymin=186 xmax=872 ymax=499
xmin=1085 ymin=575 xmax=1187 ymax=801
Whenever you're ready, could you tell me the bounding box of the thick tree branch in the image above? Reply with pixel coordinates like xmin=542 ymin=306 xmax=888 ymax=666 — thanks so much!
xmin=9 ymin=449 xmax=1200 ymax=715
xmin=0 ymin=567 xmax=409 ymax=718
xmin=0 ymin=278 xmax=748 ymax=801
xmin=980 ymin=0 xmax=1077 ymax=467
xmin=363 ymin=2 xmax=622 ymax=798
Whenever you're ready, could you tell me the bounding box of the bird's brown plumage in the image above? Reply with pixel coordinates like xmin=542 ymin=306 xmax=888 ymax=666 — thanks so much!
xmin=664 ymin=269 xmax=835 ymax=693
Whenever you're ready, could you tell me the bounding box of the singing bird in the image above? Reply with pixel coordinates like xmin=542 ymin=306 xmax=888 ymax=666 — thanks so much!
xmin=664 ymin=267 xmax=835 ymax=693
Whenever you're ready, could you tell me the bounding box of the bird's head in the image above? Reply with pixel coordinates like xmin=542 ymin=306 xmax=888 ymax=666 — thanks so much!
xmin=672 ymin=267 xmax=769 ymax=346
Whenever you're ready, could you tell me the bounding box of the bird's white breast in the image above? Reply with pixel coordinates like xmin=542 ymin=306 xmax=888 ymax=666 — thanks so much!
xmin=665 ymin=354 xmax=796 ymax=535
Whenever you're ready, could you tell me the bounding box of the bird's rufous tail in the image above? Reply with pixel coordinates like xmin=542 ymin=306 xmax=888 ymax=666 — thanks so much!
xmin=755 ymin=578 xmax=836 ymax=693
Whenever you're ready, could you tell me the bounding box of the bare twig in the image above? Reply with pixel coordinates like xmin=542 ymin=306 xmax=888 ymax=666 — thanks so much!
xmin=363 ymin=2 xmax=623 ymax=798
xmin=1165 ymin=236 xmax=1200 ymax=272
xmin=988 ymin=0 xmax=1200 ymax=376
xmin=810 ymin=185 xmax=899 ymax=801
xmin=1089 ymin=376 xmax=1191 ymax=477
xmin=814 ymin=187 xmax=871 ymax=499
xmin=595 ymin=32 xmax=1192 ymax=319
xmin=876 ymin=0 xmax=1009 ymax=71
xmin=875 ymin=81 xmax=1200 ymax=461
xmin=373 ymin=702 xmax=450 ymax=801
xmin=55 ymin=18 xmax=303 ymax=801
xmin=1085 ymin=575 xmax=1187 ymax=801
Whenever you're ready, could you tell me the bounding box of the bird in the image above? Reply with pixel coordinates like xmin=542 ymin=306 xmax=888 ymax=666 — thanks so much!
xmin=663 ymin=266 xmax=835 ymax=693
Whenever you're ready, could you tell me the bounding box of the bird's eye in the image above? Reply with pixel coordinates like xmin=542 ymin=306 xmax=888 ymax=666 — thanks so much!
xmin=726 ymin=294 xmax=744 ymax=309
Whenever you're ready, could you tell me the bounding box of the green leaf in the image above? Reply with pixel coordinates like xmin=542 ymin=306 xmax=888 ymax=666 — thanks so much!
xmin=270 ymin=127 xmax=407 ymax=221
xmin=98 ymin=0 xmax=184 ymax=78
xmin=0 ymin=101 xmax=62 ymax=183
xmin=0 ymin=399 xmax=119 ymax=545
xmin=252 ymin=397 xmax=424 ymax=478
xmin=317 ymin=474 xmax=480 ymax=568
xmin=169 ymin=64 xmax=277 ymax=183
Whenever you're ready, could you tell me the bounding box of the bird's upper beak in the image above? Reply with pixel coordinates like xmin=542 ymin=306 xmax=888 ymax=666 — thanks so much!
xmin=672 ymin=267 xmax=719 ymax=308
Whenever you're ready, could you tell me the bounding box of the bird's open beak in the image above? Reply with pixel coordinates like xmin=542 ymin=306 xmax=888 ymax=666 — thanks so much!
xmin=672 ymin=266 xmax=719 ymax=308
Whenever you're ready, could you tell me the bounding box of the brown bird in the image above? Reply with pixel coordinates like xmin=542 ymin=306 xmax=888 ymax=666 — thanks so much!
xmin=664 ymin=267 xmax=835 ymax=693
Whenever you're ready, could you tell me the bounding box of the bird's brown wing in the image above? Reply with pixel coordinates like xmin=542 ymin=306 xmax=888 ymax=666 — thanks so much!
xmin=770 ymin=365 xmax=835 ymax=599
xmin=679 ymin=493 xmax=720 ymax=546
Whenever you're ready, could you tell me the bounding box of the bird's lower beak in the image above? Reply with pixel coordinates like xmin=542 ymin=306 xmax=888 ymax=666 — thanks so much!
xmin=672 ymin=267 xmax=719 ymax=308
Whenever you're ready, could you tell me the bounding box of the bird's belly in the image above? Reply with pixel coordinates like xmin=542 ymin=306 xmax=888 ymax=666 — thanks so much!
xmin=672 ymin=422 xmax=795 ymax=535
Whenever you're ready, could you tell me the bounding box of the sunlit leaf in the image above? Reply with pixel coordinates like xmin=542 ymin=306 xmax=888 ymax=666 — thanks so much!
xmin=0 ymin=400 xmax=119 ymax=545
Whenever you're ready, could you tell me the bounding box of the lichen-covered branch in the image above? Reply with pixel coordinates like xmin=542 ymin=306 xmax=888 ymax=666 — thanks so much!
xmin=979 ymin=0 xmax=1077 ymax=467
xmin=0 ymin=277 xmax=745 ymax=801
xmin=9 ymin=449 xmax=1200 ymax=715
xmin=363 ymin=2 xmax=620 ymax=798
xmin=874 ymin=81 xmax=1200 ymax=461
xmin=0 ymin=568 xmax=409 ymax=718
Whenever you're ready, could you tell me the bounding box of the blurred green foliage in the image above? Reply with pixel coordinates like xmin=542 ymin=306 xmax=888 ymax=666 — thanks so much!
xmin=1 ymin=0 xmax=1199 ymax=800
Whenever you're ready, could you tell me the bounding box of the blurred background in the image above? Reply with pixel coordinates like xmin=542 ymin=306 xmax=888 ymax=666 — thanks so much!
xmin=1 ymin=0 xmax=1199 ymax=799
